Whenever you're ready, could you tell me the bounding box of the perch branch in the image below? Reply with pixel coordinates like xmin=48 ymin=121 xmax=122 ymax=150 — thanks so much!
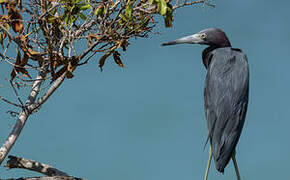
xmin=7 ymin=176 xmax=84 ymax=180
xmin=5 ymin=155 xmax=68 ymax=176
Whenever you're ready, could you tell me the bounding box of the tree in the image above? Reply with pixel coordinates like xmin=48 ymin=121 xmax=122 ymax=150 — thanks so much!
xmin=0 ymin=0 xmax=214 ymax=179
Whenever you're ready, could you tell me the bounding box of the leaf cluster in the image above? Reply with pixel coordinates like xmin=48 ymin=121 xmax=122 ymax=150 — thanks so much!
xmin=0 ymin=0 xmax=213 ymax=84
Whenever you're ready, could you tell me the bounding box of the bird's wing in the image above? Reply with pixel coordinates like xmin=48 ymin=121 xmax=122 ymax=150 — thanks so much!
xmin=204 ymin=48 xmax=249 ymax=172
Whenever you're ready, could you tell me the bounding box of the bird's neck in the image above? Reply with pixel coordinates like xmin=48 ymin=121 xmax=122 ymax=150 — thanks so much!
xmin=202 ymin=44 xmax=231 ymax=69
xmin=202 ymin=46 xmax=216 ymax=69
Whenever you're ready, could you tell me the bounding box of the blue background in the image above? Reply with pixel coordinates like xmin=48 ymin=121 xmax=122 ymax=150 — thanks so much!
xmin=0 ymin=0 xmax=289 ymax=179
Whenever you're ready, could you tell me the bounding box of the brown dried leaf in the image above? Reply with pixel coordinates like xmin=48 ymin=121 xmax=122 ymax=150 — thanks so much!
xmin=27 ymin=49 xmax=42 ymax=56
xmin=18 ymin=54 xmax=31 ymax=79
xmin=37 ymin=56 xmax=44 ymax=67
xmin=88 ymin=33 xmax=99 ymax=39
xmin=19 ymin=69 xmax=31 ymax=78
xmin=87 ymin=35 xmax=92 ymax=46
xmin=0 ymin=15 xmax=9 ymax=31
xmin=10 ymin=51 xmax=31 ymax=80
xmin=10 ymin=69 xmax=16 ymax=80
xmin=19 ymin=53 xmax=28 ymax=66
xmin=15 ymin=49 xmax=21 ymax=65
xmin=27 ymin=48 xmax=44 ymax=65
xmin=7 ymin=2 xmax=23 ymax=33
xmin=16 ymin=0 xmax=21 ymax=8
xmin=116 ymin=40 xmax=123 ymax=49
xmin=0 ymin=32 xmax=6 ymax=48
xmin=113 ymin=51 xmax=124 ymax=68
xmin=53 ymin=60 xmax=60 ymax=70
xmin=66 ymin=61 xmax=76 ymax=79
xmin=51 ymin=65 xmax=67 ymax=83
xmin=87 ymin=33 xmax=99 ymax=46
xmin=99 ymin=51 xmax=112 ymax=71
xmin=121 ymin=40 xmax=129 ymax=52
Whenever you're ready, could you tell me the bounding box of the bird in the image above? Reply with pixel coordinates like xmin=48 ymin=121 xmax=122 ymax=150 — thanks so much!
xmin=162 ymin=28 xmax=249 ymax=180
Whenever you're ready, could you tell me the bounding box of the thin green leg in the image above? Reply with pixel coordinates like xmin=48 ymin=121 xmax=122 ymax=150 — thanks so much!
xmin=232 ymin=150 xmax=241 ymax=180
xmin=204 ymin=146 xmax=213 ymax=180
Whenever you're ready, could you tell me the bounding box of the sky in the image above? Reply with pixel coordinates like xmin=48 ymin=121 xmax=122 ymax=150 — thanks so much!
xmin=0 ymin=0 xmax=290 ymax=179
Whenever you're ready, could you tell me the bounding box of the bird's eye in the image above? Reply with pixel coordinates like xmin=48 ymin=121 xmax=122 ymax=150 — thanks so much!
xmin=200 ymin=33 xmax=206 ymax=39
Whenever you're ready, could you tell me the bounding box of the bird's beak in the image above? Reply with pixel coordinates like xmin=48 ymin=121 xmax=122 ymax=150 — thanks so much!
xmin=161 ymin=33 xmax=204 ymax=46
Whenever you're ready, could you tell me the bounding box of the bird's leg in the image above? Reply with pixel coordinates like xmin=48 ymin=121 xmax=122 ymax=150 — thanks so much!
xmin=232 ymin=150 xmax=241 ymax=180
xmin=204 ymin=146 xmax=212 ymax=180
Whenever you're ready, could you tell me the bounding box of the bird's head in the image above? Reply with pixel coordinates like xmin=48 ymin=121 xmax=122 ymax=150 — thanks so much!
xmin=162 ymin=28 xmax=231 ymax=48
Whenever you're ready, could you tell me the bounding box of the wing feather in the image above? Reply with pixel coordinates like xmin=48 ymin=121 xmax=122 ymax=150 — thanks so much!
xmin=204 ymin=48 xmax=249 ymax=172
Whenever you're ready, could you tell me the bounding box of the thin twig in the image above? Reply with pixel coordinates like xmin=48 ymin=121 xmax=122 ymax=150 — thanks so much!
xmin=0 ymin=24 xmax=14 ymax=41
xmin=9 ymin=80 xmax=25 ymax=108
xmin=78 ymin=35 xmax=105 ymax=60
xmin=173 ymin=0 xmax=215 ymax=10
xmin=38 ymin=1 xmax=61 ymax=19
xmin=78 ymin=42 xmax=110 ymax=66
xmin=0 ymin=96 xmax=23 ymax=108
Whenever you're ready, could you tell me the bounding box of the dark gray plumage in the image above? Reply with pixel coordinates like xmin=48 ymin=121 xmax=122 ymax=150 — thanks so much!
xmin=204 ymin=47 xmax=249 ymax=172
xmin=162 ymin=28 xmax=249 ymax=174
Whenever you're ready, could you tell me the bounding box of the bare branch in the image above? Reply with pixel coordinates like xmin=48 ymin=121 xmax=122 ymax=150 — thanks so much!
xmin=5 ymin=155 xmax=68 ymax=176
xmin=79 ymin=35 xmax=105 ymax=60
xmin=38 ymin=1 xmax=61 ymax=19
xmin=0 ymin=24 xmax=14 ymax=41
xmin=0 ymin=96 xmax=22 ymax=108
xmin=173 ymin=0 xmax=215 ymax=10
xmin=6 ymin=111 xmax=19 ymax=117
xmin=9 ymin=80 xmax=25 ymax=108
xmin=7 ymin=176 xmax=84 ymax=180
xmin=29 ymin=71 xmax=67 ymax=113
xmin=0 ymin=71 xmax=45 ymax=165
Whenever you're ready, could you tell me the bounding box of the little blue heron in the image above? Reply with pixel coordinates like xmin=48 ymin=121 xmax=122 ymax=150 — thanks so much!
xmin=162 ymin=28 xmax=249 ymax=180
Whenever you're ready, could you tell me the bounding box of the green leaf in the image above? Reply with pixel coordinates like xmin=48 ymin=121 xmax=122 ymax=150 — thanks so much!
xmin=125 ymin=3 xmax=133 ymax=19
xmin=158 ymin=0 xmax=167 ymax=15
xmin=79 ymin=3 xmax=92 ymax=10
xmin=119 ymin=14 xmax=128 ymax=22
xmin=47 ymin=15 xmax=57 ymax=24
xmin=164 ymin=6 xmax=173 ymax=27
xmin=69 ymin=6 xmax=75 ymax=13
xmin=94 ymin=5 xmax=104 ymax=16
xmin=103 ymin=6 xmax=107 ymax=15
xmin=64 ymin=16 xmax=69 ymax=25
xmin=78 ymin=12 xmax=87 ymax=20
xmin=0 ymin=0 xmax=7 ymax=3
xmin=49 ymin=8 xmax=57 ymax=16
xmin=151 ymin=0 xmax=159 ymax=5
xmin=69 ymin=15 xmax=77 ymax=24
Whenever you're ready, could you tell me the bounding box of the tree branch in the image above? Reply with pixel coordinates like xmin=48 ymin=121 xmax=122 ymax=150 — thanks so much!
xmin=29 ymin=71 xmax=67 ymax=112
xmin=0 ymin=96 xmax=22 ymax=108
xmin=10 ymin=80 xmax=25 ymax=108
xmin=0 ymin=24 xmax=14 ymax=41
xmin=5 ymin=155 xmax=68 ymax=176
xmin=7 ymin=176 xmax=84 ymax=180
xmin=0 ymin=71 xmax=45 ymax=165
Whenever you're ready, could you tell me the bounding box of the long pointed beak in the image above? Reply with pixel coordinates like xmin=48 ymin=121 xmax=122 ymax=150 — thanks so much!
xmin=161 ymin=33 xmax=203 ymax=46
